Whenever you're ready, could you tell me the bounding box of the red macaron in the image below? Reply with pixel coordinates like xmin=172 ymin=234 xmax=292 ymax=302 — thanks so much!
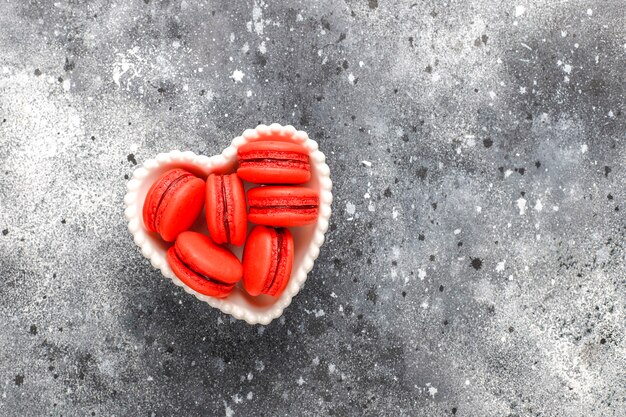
xmin=142 ymin=169 xmax=205 ymax=242
xmin=237 ymin=141 xmax=311 ymax=184
xmin=247 ymin=186 xmax=319 ymax=227
xmin=242 ymin=226 xmax=294 ymax=297
xmin=205 ymin=173 xmax=247 ymax=246
xmin=167 ymin=231 xmax=243 ymax=298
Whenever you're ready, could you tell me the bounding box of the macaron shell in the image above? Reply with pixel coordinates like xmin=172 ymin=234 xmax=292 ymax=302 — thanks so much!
xmin=206 ymin=174 xmax=247 ymax=245
xmin=265 ymin=228 xmax=294 ymax=297
xmin=167 ymin=246 xmax=234 ymax=298
xmin=227 ymin=173 xmax=248 ymax=246
xmin=248 ymin=208 xmax=318 ymax=227
xmin=205 ymin=174 xmax=228 ymax=244
xmin=142 ymin=169 xmax=190 ymax=233
xmin=247 ymin=186 xmax=319 ymax=227
xmin=242 ymin=226 xmax=274 ymax=296
xmin=238 ymin=140 xmax=309 ymax=156
xmin=236 ymin=166 xmax=310 ymax=185
xmin=237 ymin=141 xmax=311 ymax=184
xmin=242 ymin=226 xmax=294 ymax=297
xmin=175 ymin=231 xmax=243 ymax=284
xmin=156 ymin=176 xmax=205 ymax=242
xmin=247 ymin=185 xmax=319 ymax=202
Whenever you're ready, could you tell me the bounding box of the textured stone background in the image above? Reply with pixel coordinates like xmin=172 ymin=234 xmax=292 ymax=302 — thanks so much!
xmin=0 ymin=0 xmax=624 ymax=416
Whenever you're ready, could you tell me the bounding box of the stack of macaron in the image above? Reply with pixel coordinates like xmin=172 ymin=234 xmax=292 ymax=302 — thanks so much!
xmin=142 ymin=139 xmax=319 ymax=299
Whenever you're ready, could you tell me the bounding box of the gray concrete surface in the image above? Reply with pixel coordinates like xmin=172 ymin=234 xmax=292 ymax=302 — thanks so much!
xmin=0 ymin=0 xmax=624 ymax=415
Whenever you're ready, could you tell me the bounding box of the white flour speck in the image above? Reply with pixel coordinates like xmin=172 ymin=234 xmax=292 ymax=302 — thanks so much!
xmin=62 ymin=79 xmax=71 ymax=91
xmin=454 ymin=229 xmax=461 ymax=235
xmin=348 ymin=73 xmax=355 ymax=84
xmin=231 ymin=70 xmax=244 ymax=82
xmin=427 ymin=385 xmax=438 ymax=398
xmin=418 ymin=269 xmax=427 ymax=280
xmin=505 ymin=169 xmax=513 ymax=178
xmin=328 ymin=364 xmax=336 ymax=374
xmin=252 ymin=0 xmax=266 ymax=35
xmin=392 ymin=207 xmax=399 ymax=219
xmin=581 ymin=144 xmax=588 ymax=153
xmin=587 ymin=8 xmax=593 ymax=16
xmin=246 ymin=90 xmax=252 ymax=97
xmin=515 ymin=5 xmax=526 ymax=17
xmin=224 ymin=402 xmax=234 ymax=417
xmin=516 ymin=197 xmax=527 ymax=216
xmin=496 ymin=261 xmax=506 ymax=272
xmin=258 ymin=41 xmax=267 ymax=54
xmin=563 ymin=64 xmax=572 ymax=74
xmin=361 ymin=160 xmax=372 ymax=167
xmin=297 ymin=377 xmax=305 ymax=386
xmin=534 ymin=200 xmax=543 ymax=212
xmin=346 ymin=201 xmax=356 ymax=215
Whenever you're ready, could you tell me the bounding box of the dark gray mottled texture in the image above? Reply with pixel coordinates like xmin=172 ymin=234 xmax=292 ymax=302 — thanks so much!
xmin=0 ymin=0 xmax=624 ymax=416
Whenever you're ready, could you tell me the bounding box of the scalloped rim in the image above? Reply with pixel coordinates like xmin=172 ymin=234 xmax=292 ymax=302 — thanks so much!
xmin=123 ymin=124 xmax=333 ymax=325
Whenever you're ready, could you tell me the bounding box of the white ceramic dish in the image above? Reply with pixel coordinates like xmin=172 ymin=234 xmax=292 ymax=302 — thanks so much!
xmin=123 ymin=124 xmax=332 ymax=325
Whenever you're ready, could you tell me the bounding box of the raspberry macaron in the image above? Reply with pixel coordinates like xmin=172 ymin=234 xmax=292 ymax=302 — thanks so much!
xmin=167 ymin=231 xmax=243 ymax=298
xmin=142 ymin=169 xmax=205 ymax=242
xmin=205 ymin=173 xmax=247 ymax=246
xmin=237 ymin=141 xmax=311 ymax=184
xmin=242 ymin=226 xmax=294 ymax=297
xmin=247 ymin=186 xmax=319 ymax=227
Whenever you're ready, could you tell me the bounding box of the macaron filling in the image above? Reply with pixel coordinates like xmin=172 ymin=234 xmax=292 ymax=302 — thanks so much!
xmin=239 ymin=158 xmax=310 ymax=171
xmin=249 ymin=206 xmax=318 ymax=215
xmin=174 ymin=244 xmax=234 ymax=290
xmin=239 ymin=150 xmax=310 ymax=171
xmin=219 ymin=175 xmax=232 ymax=244
xmin=239 ymin=151 xmax=308 ymax=162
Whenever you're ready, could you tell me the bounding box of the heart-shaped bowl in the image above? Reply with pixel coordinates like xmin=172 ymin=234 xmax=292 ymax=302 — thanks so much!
xmin=123 ymin=124 xmax=332 ymax=325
